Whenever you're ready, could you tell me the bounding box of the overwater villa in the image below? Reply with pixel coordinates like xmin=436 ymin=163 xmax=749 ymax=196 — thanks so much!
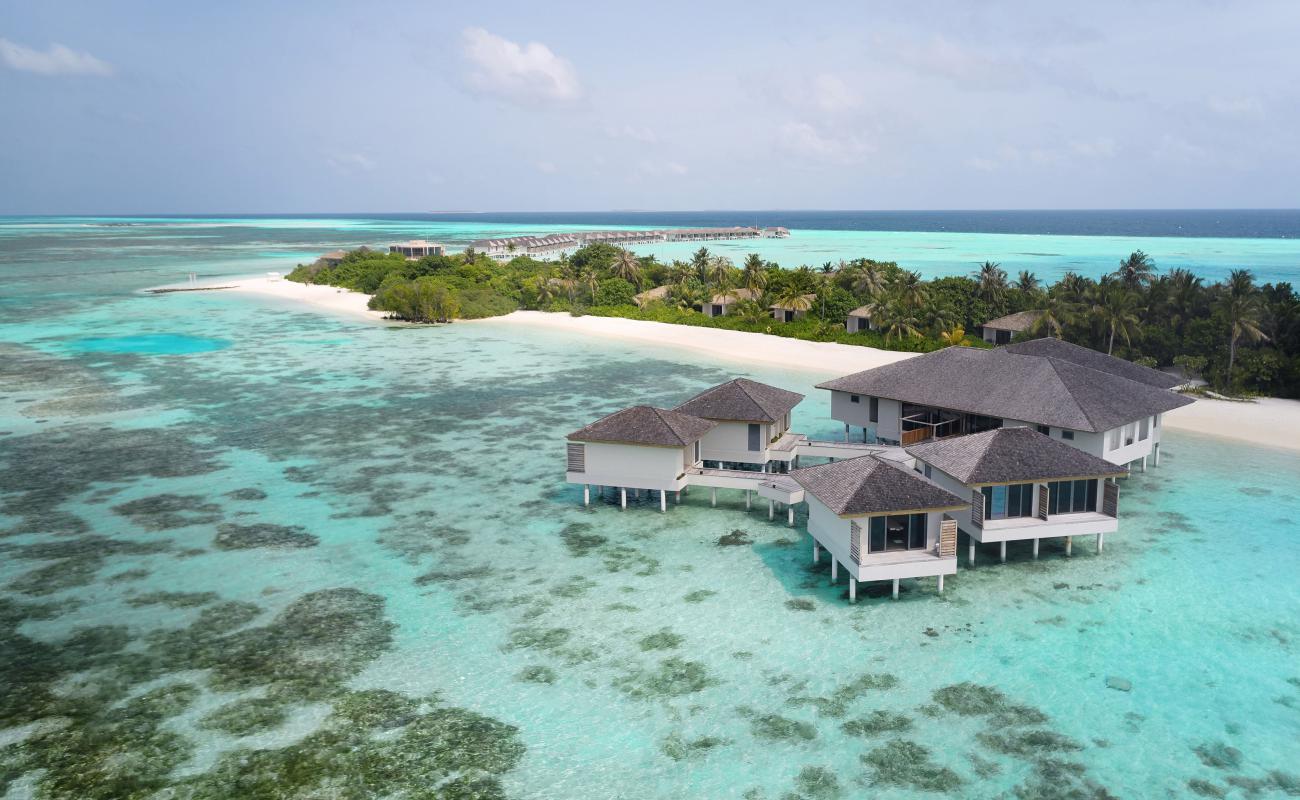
xmin=563 ymin=342 xmax=1185 ymax=601
xmin=673 ymin=378 xmax=803 ymax=469
xmin=907 ymin=427 xmax=1127 ymax=564
xmin=979 ymin=310 xmax=1044 ymax=344
xmin=472 ymin=226 xmax=789 ymax=259
xmin=701 ymin=288 xmax=759 ymax=317
xmin=793 ymin=456 xmax=965 ymax=600
xmin=817 ymin=338 xmax=1192 ymax=470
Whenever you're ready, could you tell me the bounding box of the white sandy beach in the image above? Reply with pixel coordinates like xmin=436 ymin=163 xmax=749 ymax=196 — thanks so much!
xmin=193 ymin=274 xmax=1300 ymax=455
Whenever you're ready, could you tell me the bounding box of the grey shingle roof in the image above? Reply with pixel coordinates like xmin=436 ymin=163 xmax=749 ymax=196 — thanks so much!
xmin=907 ymin=427 xmax=1128 ymax=485
xmin=791 ymin=455 xmax=967 ymax=516
xmin=674 ymin=378 xmax=804 ymax=423
xmin=982 ymin=310 xmax=1043 ymax=331
xmin=567 ymin=405 xmax=715 ymax=447
xmin=815 ymin=344 xmax=1192 ymax=433
xmin=1003 ymin=337 xmax=1183 ymax=389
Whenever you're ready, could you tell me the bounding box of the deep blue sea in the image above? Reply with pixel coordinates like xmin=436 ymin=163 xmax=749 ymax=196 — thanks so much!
xmin=1 ymin=214 xmax=1298 ymax=798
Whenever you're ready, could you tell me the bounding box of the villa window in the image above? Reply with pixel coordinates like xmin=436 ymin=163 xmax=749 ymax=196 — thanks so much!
xmin=1061 ymin=430 xmax=1075 ymax=440
xmin=748 ymin=424 xmax=761 ymax=451
xmin=850 ymin=395 xmax=860 ymax=404
xmin=868 ymin=513 xmax=927 ymax=552
xmin=1124 ymin=422 xmax=1137 ymax=446
xmin=1108 ymin=428 xmax=1121 ymax=450
xmin=1037 ymin=424 xmax=1050 ymax=436
xmin=923 ymin=464 xmax=932 ymax=479
xmin=694 ymin=441 xmax=701 ymax=463
xmin=982 ymin=483 xmax=1033 ymax=520
xmin=869 ymin=397 xmax=879 ymax=423
xmin=1139 ymin=418 xmax=1149 ymax=440
xmin=1047 ymin=479 xmax=1098 ymax=515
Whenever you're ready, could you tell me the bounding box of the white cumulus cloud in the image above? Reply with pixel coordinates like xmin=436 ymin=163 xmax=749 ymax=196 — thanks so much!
xmin=0 ymin=38 xmax=113 ymax=76
xmin=778 ymin=122 xmax=874 ymax=164
xmin=460 ymin=27 xmax=581 ymax=107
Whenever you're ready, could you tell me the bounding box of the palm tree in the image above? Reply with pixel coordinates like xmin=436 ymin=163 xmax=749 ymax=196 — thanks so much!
xmin=1027 ymin=291 xmax=1077 ymax=339
xmin=579 ymin=267 xmax=599 ymax=303
xmin=925 ymin=305 xmax=956 ymax=336
xmin=1158 ymin=267 xmax=1203 ymax=335
xmin=690 ymin=247 xmax=711 ymax=279
xmin=975 ymin=261 xmax=1008 ymax=306
xmin=1220 ymin=269 xmax=1269 ymax=382
xmin=1116 ymin=250 xmax=1156 ymax=290
xmin=559 ymin=262 xmax=580 ymax=304
xmin=1057 ymin=271 xmax=1091 ymax=304
xmin=774 ymin=285 xmax=812 ymax=319
xmin=533 ymin=276 xmax=555 ymax=307
xmin=1095 ymin=285 xmax=1143 ymax=355
xmin=848 ymin=262 xmax=886 ymax=299
xmin=895 ymin=270 xmax=928 ymax=310
xmin=731 ymin=298 xmax=770 ymax=325
xmin=939 ymin=326 xmax=969 ymax=347
xmin=877 ymin=301 xmax=922 ymax=344
xmin=1014 ymin=270 xmax=1040 ymax=293
xmin=742 ymin=254 xmax=768 ymax=293
xmin=612 ymin=249 xmax=643 ymax=289
xmin=706 ymin=256 xmax=733 ymax=292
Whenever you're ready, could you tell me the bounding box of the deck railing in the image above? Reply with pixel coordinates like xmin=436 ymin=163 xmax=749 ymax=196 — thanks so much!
xmin=970 ymin=489 xmax=984 ymax=528
xmin=566 ymin=443 xmax=585 ymax=473
xmin=1103 ymin=481 xmax=1119 ymax=518
xmin=901 ymin=428 xmax=933 ymax=446
xmin=938 ymin=517 xmax=957 ymax=558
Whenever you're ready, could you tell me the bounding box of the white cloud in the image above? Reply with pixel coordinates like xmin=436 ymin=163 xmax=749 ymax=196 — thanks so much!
xmin=1207 ymin=95 xmax=1263 ymax=117
xmin=634 ymin=160 xmax=688 ymax=178
xmin=1069 ymin=137 xmax=1117 ymax=158
xmin=0 ymin=38 xmax=113 ymax=76
xmin=605 ymin=124 xmax=658 ymax=143
xmin=809 ymin=74 xmax=862 ymax=113
xmin=460 ymin=27 xmax=580 ymax=107
xmin=325 ymin=152 xmax=376 ymax=174
xmin=777 ymin=122 xmax=874 ymax=164
xmin=536 ymin=160 xmax=558 ymax=174
xmin=1153 ymin=134 xmax=1210 ymax=164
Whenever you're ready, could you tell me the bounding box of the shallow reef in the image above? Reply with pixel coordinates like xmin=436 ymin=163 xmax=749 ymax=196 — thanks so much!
xmin=861 ymin=739 xmax=964 ymax=792
xmin=213 ymin=522 xmax=319 ymax=550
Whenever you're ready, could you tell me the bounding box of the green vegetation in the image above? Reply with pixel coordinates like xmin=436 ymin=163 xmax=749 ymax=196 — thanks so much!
xmin=289 ymin=244 xmax=1300 ymax=396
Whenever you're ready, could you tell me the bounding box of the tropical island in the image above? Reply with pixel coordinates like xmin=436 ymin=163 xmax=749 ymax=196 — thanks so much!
xmin=285 ymin=243 xmax=1300 ymax=398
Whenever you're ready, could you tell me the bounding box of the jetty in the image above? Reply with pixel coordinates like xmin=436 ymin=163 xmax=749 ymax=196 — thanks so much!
xmin=471 ymin=226 xmax=789 ymax=259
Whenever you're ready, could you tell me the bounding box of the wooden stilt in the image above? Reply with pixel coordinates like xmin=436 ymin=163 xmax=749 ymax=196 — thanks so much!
xmin=660 ymin=490 xmax=666 ymax=512
xmin=938 ymin=574 xmax=945 ymax=594
xmin=1097 ymin=532 xmax=1104 ymax=553
xmin=1000 ymin=541 xmax=1007 ymax=563
xmin=969 ymin=541 xmax=975 ymax=566
xmin=831 ymin=559 xmax=838 ymax=582
xmin=849 ymin=578 xmax=857 ymax=603
xmin=583 ymin=485 xmax=590 ymax=506
xmin=891 ymin=578 xmax=899 ymax=600
xmin=1032 ymin=538 xmax=1039 ymax=559
xmin=787 ymin=505 xmax=794 ymax=526
xmin=620 ymin=488 xmax=627 ymax=510
xmin=1066 ymin=536 xmax=1072 ymax=556
xmin=768 ymin=499 xmax=774 ymax=520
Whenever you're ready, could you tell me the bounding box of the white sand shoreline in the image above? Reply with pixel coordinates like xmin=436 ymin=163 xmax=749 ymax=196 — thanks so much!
xmin=170 ymin=274 xmax=1300 ymax=455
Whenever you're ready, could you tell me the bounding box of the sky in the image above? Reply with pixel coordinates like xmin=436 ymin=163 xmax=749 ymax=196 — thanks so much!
xmin=2 ymin=0 xmax=1298 ymax=213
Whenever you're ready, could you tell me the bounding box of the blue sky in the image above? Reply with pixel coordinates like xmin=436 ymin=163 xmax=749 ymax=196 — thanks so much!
xmin=2 ymin=0 xmax=1297 ymax=213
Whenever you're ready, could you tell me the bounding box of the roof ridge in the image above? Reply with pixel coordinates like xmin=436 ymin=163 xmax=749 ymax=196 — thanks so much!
xmin=1039 ymin=355 xmax=1101 ymax=431
xmin=652 ymin=406 xmax=686 ymax=445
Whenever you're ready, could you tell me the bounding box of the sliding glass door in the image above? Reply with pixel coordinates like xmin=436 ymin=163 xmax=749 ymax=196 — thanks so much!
xmin=868 ymin=513 xmax=928 ymax=553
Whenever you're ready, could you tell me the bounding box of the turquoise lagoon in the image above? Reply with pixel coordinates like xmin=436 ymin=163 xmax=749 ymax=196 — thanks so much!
xmin=1 ymin=222 xmax=1299 ymax=799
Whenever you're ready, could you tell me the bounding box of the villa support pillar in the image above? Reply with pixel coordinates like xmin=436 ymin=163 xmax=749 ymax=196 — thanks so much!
xmin=891 ymin=579 xmax=899 ymax=600
xmin=675 ymin=491 xmax=681 ymax=504
xmin=1065 ymin=536 xmax=1072 ymax=557
xmin=831 ymin=559 xmax=838 ymax=583
xmin=710 ymin=488 xmax=717 ymax=507
xmin=1154 ymin=443 xmax=1161 ymax=466
xmin=787 ymin=505 xmax=794 ymax=526
xmin=583 ymin=485 xmax=590 ymax=506
xmin=620 ymin=488 xmax=627 ymax=510
xmin=745 ymin=490 xmax=751 ymax=510
xmin=1140 ymin=456 xmax=1147 ymax=473
xmin=849 ymin=578 xmax=857 ymax=603
xmin=968 ymin=541 xmax=975 ymax=566
xmin=769 ymin=500 xmax=774 ymax=520
xmin=812 ymin=540 xmax=820 ymax=563
xmin=1032 ymin=538 xmax=1039 ymax=559
xmin=660 ymin=490 xmax=667 ymax=512
xmin=844 ymin=423 xmax=850 ymax=442
xmin=1097 ymin=532 xmax=1105 ymax=553
xmin=1000 ymin=541 xmax=1007 ymax=563
xmin=938 ymin=574 xmax=945 ymax=594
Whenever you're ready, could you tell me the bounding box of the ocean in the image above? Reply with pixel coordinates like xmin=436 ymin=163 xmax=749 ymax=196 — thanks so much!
xmin=1 ymin=215 xmax=1298 ymax=798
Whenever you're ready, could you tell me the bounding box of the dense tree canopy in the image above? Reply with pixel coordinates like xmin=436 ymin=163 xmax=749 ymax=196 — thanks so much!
xmin=287 ymin=246 xmax=1300 ymax=397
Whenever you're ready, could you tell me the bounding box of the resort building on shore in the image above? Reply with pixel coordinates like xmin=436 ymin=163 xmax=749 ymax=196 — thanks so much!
xmin=702 ymin=288 xmax=759 ymax=317
xmin=633 ymin=285 xmax=670 ymax=307
xmin=980 ymin=310 xmax=1044 ymax=344
xmin=319 ymin=250 xmax=347 ymax=267
xmin=793 ymin=456 xmax=966 ymax=600
xmin=470 ymin=226 xmax=789 ymax=259
xmin=771 ymin=294 xmax=817 ymax=322
xmin=817 ymin=338 xmax=1192 ymax=470
xmin=907 ymin=427 xmax=1127 ymax=564
xmin=389 ymin=240 xmax=446 ymax=259
xmin=674 ymin=378 xmax=803 ymax=469
xmin=846 ymin=305 xmax=876 ymax=333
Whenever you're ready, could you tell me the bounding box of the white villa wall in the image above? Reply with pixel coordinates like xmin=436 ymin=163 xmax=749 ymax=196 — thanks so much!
xmin=699 ymin=421 xmax=767 ymax=465
xmin=829 ymin=391 xmax=901 ymax=442
xmin=571 ymin=441 xmax=695 ymax=491
xmin=806 ymin=496 xmax=954 ymax=582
